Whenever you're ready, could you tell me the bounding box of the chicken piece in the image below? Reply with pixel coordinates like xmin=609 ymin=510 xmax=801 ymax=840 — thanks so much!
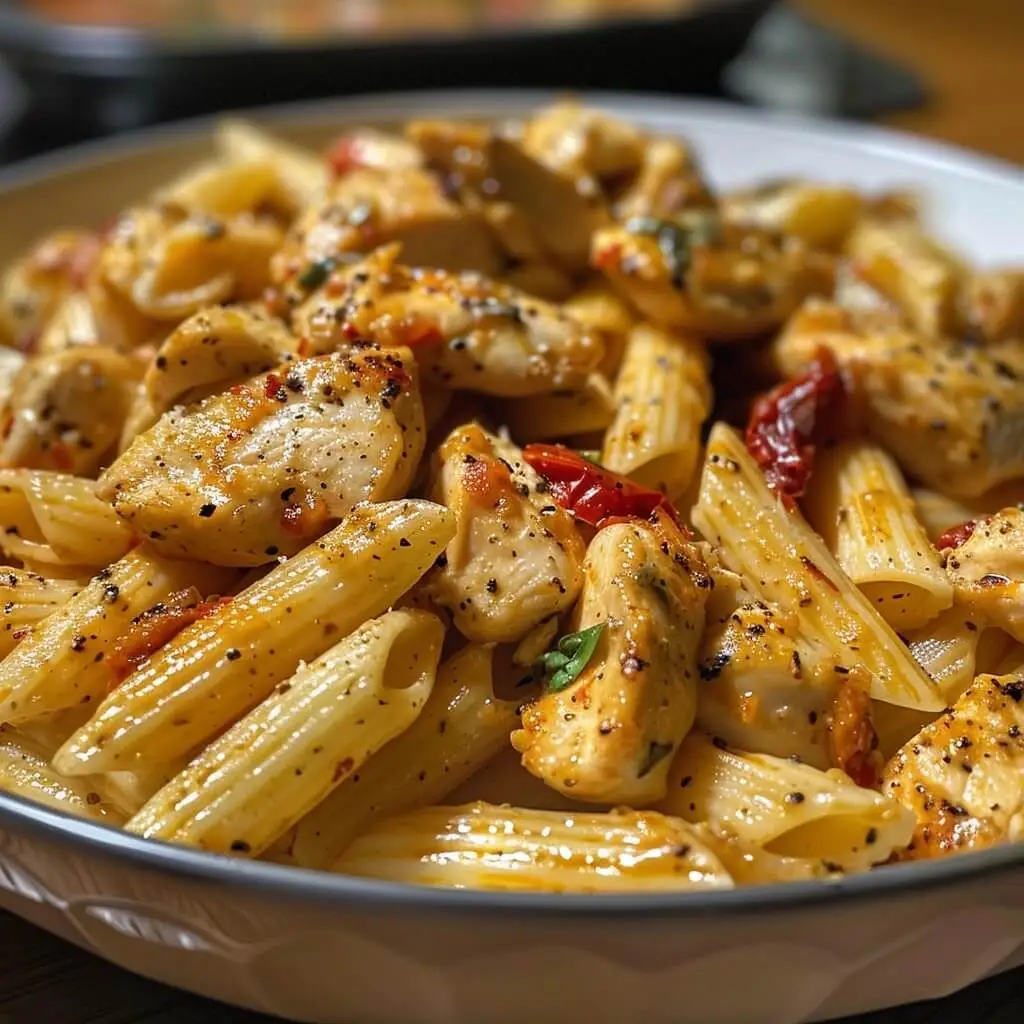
xmin=100 ymin=205 xmax=283 ymax=322
xmin=884 ymin=673 xmax=1024 ymax=859
xmin=774 ymin=303 xmax=1024 ymax=498
xmin=964 ymin=269 xmax=1024 ymax=344
xmin=845 ymin=217 xmax=963 ymax=338
xmin=613 ymin=137 xmax=715 ymax=222
xmin=271 ymin=165 xmax=501 ymax=303
xmin=696 ymin=602 xmax=837 ymax=770
xmin=145 ymin=305 xmax=298 ymax=415
xmin=592 ymin=217 xmax=833 ymax=339
xmin=513 ymin=517 xmax=712 ymax=805
xmin=422 ymin=424 xmax=585 ymax=643
xmin=0 ymin=347 xmax=142 ymax=475
xmin=35 ymin=292 xmax=101 ymax=356
xmin=721 ymin=179 xmax=861 ymax=251
xmin=942 ymin=509 xmax=1024 ymax=640
xmin=292 ymin=247 xmax=602 ymax=397
xmin=99 ymin=346 xmax=425 ymax=566
xmin=0 ymin=230 xmax=99 ymax=351
xmin=489 ymin=105 xmax=630 ymax=271
xmin=404 ymin=119 xmax=491 ymax=192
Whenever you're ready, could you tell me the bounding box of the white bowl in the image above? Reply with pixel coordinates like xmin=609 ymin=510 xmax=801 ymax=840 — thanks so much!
xmin=1 ymin=91 xmax=1023 ymax=1024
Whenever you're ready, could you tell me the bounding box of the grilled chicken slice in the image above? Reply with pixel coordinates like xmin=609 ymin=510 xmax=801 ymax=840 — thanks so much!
xmin=0 ymin=347 xmax=142 ymax=475
xmin=964 ymin=268 xmax=1024 ymax=344
xmin=513 ymin=517 xmax=712 ymax=805
xmin=774 ymin=302 xmax=1024 ymax=498
xmin=422 ymin=424 xmax=585 ymax=643
xmin=99 ymin=346 xmax=425 ymax=565
xmin=942 ymin=509 xmax=1024 ymax=640
xmin=884 ymin=672 xmax=1024 ymax=859
xmin=696 ymin=602 xmax=837 ymax=770
xmin=292 ymin=247 xmax=603 ymax=396
xmin=271 ymin=165 xmax=501 ymax=302
xmin=592 ymin=217 xmax=833 ymax=339
xmin=0 ymin=231 xmax=99 ymax=351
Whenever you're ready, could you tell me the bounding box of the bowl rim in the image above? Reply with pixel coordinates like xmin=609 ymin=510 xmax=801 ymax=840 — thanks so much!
xmin=1 ymin=87 xmax=1023 ymax=917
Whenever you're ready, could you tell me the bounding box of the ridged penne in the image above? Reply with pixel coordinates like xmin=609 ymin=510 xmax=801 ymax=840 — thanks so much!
xmin=54 ymin=500 xmax=455 ymax=776
xmin=291 ymin=644 xmax=519 ymax=869
xmin=333 ymin=802 xmax=735 ymax=892
xmin=905 ymin=606 xmax=983 ymax=702
xmin=660 ymin=732 xmax=914 ymax=871
xmin=498 ymin=373 xmax=616 ymax=442
xmin=693 ymin=424 xmax=944 ymax=710
xmin=0 ymin=569 xmax=80 ymax=658
xmin=805 ymin=441 xmax=952 ymax=630
xmin=601 ymin=324 xmax=711 ymax=500
xmin=0 ymin=726 xmax=125 ymax=826
xmin=127 ymin=610 xmax=445 ymax=856
xmin=0 ymin=469 xmax=135 ymax=571
xmin=155 ymin=158 xmax=281 ymax=219
xmin=0 ymin=547 xmax=236 ymax=724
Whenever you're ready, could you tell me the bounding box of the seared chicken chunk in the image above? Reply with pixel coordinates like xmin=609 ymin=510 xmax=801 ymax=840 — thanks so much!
xmin=293 ymin=247 xmax=602 ymax=396
xmin=774 ymin=302 xmax=1024 ymax=497
xmin=943 ymin=508 xmax=1024 ymax=640
xmin=592 ymin=217 xmax=833 ymax=339
xmin=696 ymin=602 xmax=836 ymax=770
xmin=99 ymin=346 xmax=425 ymax=565
xmin=0 ymin=347 xmax=142 ymax=475
xmin=422 ymin=424 xmax=585 ymax=643
xmin=514 ymin=517 xmax=711 ymax=805
xmin=964 ymin=268 xmax=1024 ymax=343
xmin=271 ymin=165 xmax=501 ymax=302
xmin=885 ymin=673 xmax=1024 ymax=859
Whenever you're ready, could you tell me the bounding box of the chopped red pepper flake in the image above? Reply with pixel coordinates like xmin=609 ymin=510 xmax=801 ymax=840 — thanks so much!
xmin=936 ymin=519 xmax=981 ymax=551
xmin=522 ymin=443 xmax=688 ymax=534
xmin=263 ymin=373 xmax=287 ymax=402
xmin=107 ymin=592 xmax=232 ymax=684
xmin=745 ymin=348 xmax=844 ymax=504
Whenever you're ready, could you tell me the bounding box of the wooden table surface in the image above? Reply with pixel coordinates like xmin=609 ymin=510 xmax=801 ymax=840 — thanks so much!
xmin=1 ymin=1 xmax=1023 ymax=1022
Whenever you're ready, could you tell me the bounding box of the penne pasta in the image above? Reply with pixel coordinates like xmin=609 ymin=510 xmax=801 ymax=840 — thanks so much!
xmin=0 ymin=547 xmax=236 ymax=724
xmin=497 ymin=373 xmax=616 ymax=442
xmin=601 ymin=324 xmax=711 ymax=500
xmin=804 ymin=441 xmax=952 ymax=630
xmin=904 ymin=606 xmax=984 ymax=702
xmin=0 ymin=725 xmax=125 ymax=826
xmin=692 ymin=424 xmax=945 ymax=711
xmin=0 ymin=569 xmax=80 ymax=658
xmin=333 ymin=802 xmax=735 ymax=892
xmin=0 ymin=469 xmax=135 ymax=571
xmin=54 ymin=500 xmax=454 ymax=776
xmin=660 ymin=732 xmax=914 ymax=871
xmin=127 ymin=610 xmax=445 ymax=857
xmin=291 ymin=644 xmax=520 ymax=869
xmin=155 ymin=158 xmax=281 ymax=219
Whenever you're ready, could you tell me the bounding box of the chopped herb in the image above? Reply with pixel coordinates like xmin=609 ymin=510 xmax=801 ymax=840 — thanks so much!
xmin=534 ymin=623 xmax=605 ymax=693
xmin=624 ymin=211 xmax=721 ymax=283
xmin=297 ymin=258 xmax=335 ymax=291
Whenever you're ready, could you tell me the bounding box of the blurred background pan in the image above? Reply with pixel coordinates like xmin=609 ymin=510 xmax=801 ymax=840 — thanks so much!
xmin=0 ymin=0 xmax=775 ymax=140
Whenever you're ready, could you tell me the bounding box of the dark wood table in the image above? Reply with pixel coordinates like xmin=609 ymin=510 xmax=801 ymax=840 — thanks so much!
xmin=3 ymin=0 xmax=1023 ymax=1021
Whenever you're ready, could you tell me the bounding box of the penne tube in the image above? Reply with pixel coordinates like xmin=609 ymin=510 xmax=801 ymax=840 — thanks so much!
xmin=601 ymin=324 xmax=711 ymax=500
xmin=333 ymin=802 xmax=734 ymax=892
xmin=54 ymin=500 xmax=455 ymax=776
xmin=911 ymin=488 xmax=978 ymax=543
xmin=905 ymin=606 xmax=983 ymax=702
xmin=0 ymin=569 xmax=80 ymax=658
xmin=155 ymin=158 xmax=281 ymax=218
xmin=0 ymin=726 xmax=125 ymax=826
xmin=0 ymin=470 xmax=135 ymax=571
xmin=805 ymin=441 xmax=952 ymax=630
xmin=0 ymin=547 xmax=236 ymax=724
xmin=693 ymin=424 xmax=945 ymax=710
xmin=659 ymin=732 xmax=914 ymax=871
xmin=497 ymin=373 xmax=616 ymax=442
xmin=127 ymin=610 xmax=445 ymax=857
xmin=700 ymin=828 xmax=841 ymax=885
xmin=291 ymin=644 xmax=520 ymax=869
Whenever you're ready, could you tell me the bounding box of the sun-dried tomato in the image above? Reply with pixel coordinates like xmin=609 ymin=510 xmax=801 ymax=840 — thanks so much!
xmin=936 ymin=519 xmax=981 ymax=551
xmin=745 ymin=349 xmax=844 ymax=503
xmin=829 ymin=678 xmax=882 ymax=789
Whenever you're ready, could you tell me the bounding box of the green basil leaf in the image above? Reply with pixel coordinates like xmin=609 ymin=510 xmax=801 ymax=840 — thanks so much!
xmin=538 ymin=623 xmax=605 ymax=693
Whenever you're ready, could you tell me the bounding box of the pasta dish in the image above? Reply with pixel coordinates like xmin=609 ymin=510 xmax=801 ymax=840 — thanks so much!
xmin=0 ymin=102 xmax=1022 ymax=893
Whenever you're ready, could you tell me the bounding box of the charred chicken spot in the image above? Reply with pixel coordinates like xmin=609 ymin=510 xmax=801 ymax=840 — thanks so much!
xmin=699 ymin=651 xmax=731 ymax=681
